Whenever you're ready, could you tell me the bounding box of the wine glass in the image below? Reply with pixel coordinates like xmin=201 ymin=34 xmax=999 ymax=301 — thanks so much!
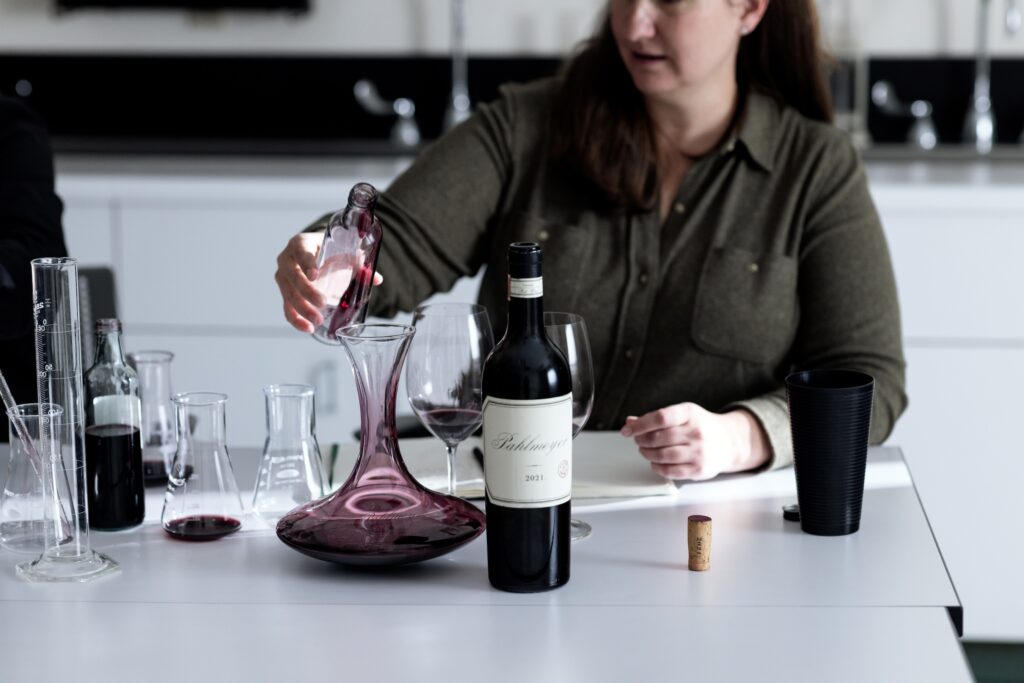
xmin=543 ymin=312 xmax=595 ymax=542
xmin=406 ymin=303 xmax=494 ymax=496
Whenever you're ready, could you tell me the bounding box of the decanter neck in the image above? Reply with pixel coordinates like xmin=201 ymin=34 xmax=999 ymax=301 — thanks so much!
xmin=340 ymin=325 xmax=418 ymax=487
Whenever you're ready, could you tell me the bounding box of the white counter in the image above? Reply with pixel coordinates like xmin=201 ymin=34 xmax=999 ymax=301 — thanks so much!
xmin=0 ymin=445 xmax=969 ymax=682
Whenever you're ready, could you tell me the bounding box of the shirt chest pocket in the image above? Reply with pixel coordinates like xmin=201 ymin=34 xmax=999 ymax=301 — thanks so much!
xmin=504 ymin=212 xmax=594 ymax=312
xmin=691 ymin=247 xmax=798 ymax=364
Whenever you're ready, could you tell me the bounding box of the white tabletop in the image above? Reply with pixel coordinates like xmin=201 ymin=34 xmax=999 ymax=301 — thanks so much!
xmin=0 ymin=603 xmax=970 ymax=683
xmin=0 ymin=442 xmax=966 ymax=682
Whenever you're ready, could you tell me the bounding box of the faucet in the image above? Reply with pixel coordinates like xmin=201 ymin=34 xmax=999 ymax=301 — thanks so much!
xmin=354 ymin=1 xmax=468 ymax=147
xmin=964 ymin=0 xmax=1021 ymax=153
xmin=871 ymin=80 xmax=938 ymax=151
xmin=353 ymin=79 xmax=421 ymax=148
xmin=443 ymin=0 xmax=471 ymax=130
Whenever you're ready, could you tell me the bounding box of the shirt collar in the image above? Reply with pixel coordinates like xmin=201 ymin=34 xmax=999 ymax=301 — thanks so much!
xmin=721 ymin=90 xmax=779 ymax=173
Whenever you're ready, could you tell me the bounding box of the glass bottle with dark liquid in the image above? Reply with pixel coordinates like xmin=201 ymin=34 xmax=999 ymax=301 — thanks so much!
xmin=310 ymin=182 xmax=384 ymax=345
xmin=84 ymin=318 xmax=145 ymax=530
xmin=482 ymin=243 xmax=573 ymax=592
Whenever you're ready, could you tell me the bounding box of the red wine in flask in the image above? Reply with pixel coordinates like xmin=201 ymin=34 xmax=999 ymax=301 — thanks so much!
xmin=483 ymin=242 xmax=573 ymax=593
xmin=311 ymin=182 xmax=383 ymax=344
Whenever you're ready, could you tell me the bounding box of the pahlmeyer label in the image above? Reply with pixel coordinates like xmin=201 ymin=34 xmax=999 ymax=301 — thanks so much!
xmin=483 ymin=393 xmax=572 ymax=508
xmin=509 ymin=276 xmax=543 ymax=298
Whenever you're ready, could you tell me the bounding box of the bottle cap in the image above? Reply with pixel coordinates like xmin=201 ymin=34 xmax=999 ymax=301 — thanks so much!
xmin=507 ymin=242 xmax=542 ymax=279
xmin=508 ymin=242 xmax=542 ymax=265
xmin=782 ymin=504 xmax=800 ymax=522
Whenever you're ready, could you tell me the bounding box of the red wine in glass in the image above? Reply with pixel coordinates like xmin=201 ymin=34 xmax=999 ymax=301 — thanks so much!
xmin=164 ymin=515 xmax=241 ymax=541
xmin=406 ymin=304 xmax=493 ymax=496
xmin=420 ymin=407 xmax=482 ymax=445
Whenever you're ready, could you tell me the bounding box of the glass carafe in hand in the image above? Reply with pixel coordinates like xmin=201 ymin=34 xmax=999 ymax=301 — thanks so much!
xmin=161 ymin=392 xmax=244 ymax=541
xmin=127 ymin=350 xmax=176 ymax=486
xmin=310 ymin=182 xmax=383 ymax=345
xmin=84 ymin=319 xmax=145 ymax=530
xmin=252 ymin=384 xmax=327 ymax=525
xmin=276 ymin=324 xmax=486 ymax=566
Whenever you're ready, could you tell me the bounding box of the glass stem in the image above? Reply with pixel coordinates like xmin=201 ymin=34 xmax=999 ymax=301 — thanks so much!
xmin=445 ymin=443 xmax=458 ymax=495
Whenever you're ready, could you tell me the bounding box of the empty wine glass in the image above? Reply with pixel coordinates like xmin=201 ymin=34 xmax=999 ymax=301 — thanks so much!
xmin=544 ymin=312 xmax=595 ymax=541
xmin=406 ymin=303 xmax=494 ymax=496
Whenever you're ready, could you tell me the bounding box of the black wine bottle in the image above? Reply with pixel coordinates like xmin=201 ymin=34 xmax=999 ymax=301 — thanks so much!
xmin=483 ymin=242 xmax=572 ymax=593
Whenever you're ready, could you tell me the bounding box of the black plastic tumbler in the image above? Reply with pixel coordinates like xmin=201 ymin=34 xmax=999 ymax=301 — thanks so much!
xmin=786 ymin=369 xmax=874 ymax=536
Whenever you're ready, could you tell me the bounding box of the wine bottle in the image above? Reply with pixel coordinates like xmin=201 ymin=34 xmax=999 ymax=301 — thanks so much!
xmin=483 ymin=242 xmax=572 ymax=592
xmin=84 ymin=318 xmax=145 ymax=530
xmin=311 ymin=182 xmax=384 ymax=345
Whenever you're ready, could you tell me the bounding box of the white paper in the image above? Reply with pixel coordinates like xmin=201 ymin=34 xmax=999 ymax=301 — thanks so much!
xmin=329 ymin=431 xmax=678 ymax=500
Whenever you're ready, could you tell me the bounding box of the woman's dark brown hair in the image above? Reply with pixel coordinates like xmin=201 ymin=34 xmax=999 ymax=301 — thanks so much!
xmin=552 ymin=0 xmax=834 ymax=211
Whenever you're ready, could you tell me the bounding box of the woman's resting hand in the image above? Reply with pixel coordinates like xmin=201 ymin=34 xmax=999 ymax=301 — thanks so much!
xmin=621 ymin=404 xmax=770 ymax=480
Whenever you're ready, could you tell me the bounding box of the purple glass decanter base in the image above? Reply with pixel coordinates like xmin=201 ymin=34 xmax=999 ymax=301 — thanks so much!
xmin=276 ymin=323 xmax=485 ymax=567
xmin=276 ymin=483 xmax=485 ymax=567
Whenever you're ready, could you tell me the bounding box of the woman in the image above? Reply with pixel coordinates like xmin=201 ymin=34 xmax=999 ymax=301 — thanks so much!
xmin=275 ymin=0 xmax=906 ymax=480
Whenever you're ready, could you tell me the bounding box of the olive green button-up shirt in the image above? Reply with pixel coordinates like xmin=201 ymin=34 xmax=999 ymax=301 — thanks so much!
xmin=308 ymin=79 xmax=907 ymax=470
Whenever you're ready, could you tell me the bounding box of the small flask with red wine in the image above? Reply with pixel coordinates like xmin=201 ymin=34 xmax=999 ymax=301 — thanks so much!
xmin=84 ymin=318 xmax=145 ymax=530
xmin=161 ymin=392 xmax=244 ymax=541
xmin=482 ymin=242 xmax=573 ymax=592
xmin=310 ymin=182 xmax=384 ymax=345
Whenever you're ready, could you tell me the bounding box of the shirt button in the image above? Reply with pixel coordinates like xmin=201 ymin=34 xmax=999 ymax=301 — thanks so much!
xmin=673 ymin=202 xmax=686 ymax=214
xmin=749 ymin=262 xmax=759 ymax=273
xmin=624 ymin=348 xmax=635 ymax=360
xmin=537 ymin=229 xmax=550 ymax=241
xmin=638 ymin=272 xmax=649 ymax=286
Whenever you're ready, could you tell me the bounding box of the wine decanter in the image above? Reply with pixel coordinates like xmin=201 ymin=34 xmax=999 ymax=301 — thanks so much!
xmin=277 ymin=323 xmax=485 ymax=566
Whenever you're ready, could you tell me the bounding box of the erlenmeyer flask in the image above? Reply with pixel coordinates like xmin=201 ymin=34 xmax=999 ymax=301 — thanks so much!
xmin=252 ymin=384 xmax=327 ymax=525
xmin=127 ymin=350 xmax=175 ymax=486
xmin=161 ymin=392 xmax=243 ymax=541
xmin=1 ymin=404 xmax=59 ymax=554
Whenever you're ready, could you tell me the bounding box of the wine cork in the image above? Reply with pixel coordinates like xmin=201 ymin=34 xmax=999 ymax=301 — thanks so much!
xmin=687 ymin=514 xmax=712 ymax=571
